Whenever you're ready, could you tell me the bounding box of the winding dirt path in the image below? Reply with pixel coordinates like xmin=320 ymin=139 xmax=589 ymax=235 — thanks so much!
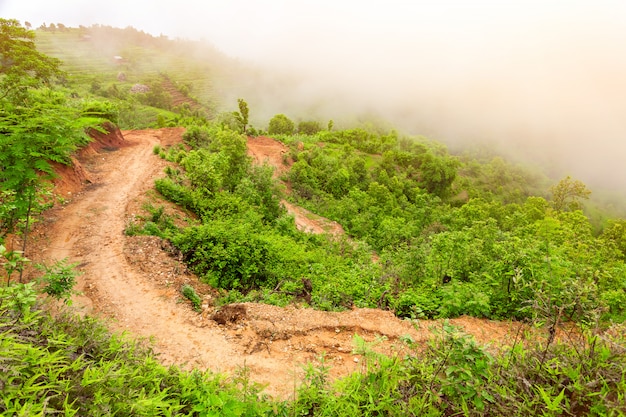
xmin=246 ymin=136 xmax=345 ymax=236
xmin=35 ymin=128 xmax=521 ymax=399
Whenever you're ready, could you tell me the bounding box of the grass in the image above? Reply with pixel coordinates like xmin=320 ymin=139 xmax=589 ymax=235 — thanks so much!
xmin=2 ymin=281 xmax=625 ymax=415
xmin=0 ymin=283 xmax=284 ymax=416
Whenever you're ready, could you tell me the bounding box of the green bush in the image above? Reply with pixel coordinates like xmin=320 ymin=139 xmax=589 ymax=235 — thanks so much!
xmin=438 ymin=282 xmax=492 ymax=318
xmin=37 ymin=258 xmax=80 ymax=305
xmin=80 ymin=99 xmax=119 ymax=123
xmin=122 ymin=204 xmax=178 ymax=239
xmin=390 ymin=287 xmax=439 ymax=319
xmin=181 ymin=284 xmax=202 ymax=312
xmin=182 ymin=124 xmax=213 ymax=148
xmin=173 ymin=220 xmax=275 ymax=291
xmin=268 ymin=113 xmax=294 ymax=135
xmin=297 ymin=120 xmax=322 ymax=135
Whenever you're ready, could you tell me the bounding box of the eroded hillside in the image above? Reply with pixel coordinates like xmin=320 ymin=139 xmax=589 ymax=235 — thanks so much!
xmin=31 ymin=126 xmax=522 ymax=399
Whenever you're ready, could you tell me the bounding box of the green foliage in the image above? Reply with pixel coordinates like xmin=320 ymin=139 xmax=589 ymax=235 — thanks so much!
xmin=0 ymin=284 xmax=286 ymax=416
xmin=426 ymin=322 xmax=495 ymax=411
xmin=267 ymin=113 xmax=294 ymax=135
xmin=182 ymin=124 xmax=213 ymax=148
xmin=181 ymin=284 xmax=202 ymax=312
xmin=36 ymin=258 xmax=80 ymax=305
xmin=455 ymin=152 xmax=549 ymax=204
xmin=174 ymin=218 xmax=272 ymax=290
xmin=124 ymin=203 xmax=178 ymax=239
xmin=154 ymin=120 xmax=626 ymax=322
xmin=79 ymin=99 xmax=119 ymax=123
xmin=0 ymin=281 xmax=37 ymax=316
xmin=0 ymin=244 xmax=29 ymax=286
xmin=551 ymin=175 xmax=592 ymax=212
xmin=0 ymin=19 xmax=62 ymax=101
xmin=287 ymin=323 xmax=626 ymax=416
xmin=418 ymin=151 xmax=459 ymax=197
xmin=601 ymin=219 xmax=626 ymax=258
xmin=297 ymin=120 xmax=322 ymax=135
xmin=132 ymin=77 xmax=174 ymax=110
xmin=0 ymin=31 xmax=103 ymax=265
xmin=181 ymin=149 xmax=225 ymax=194
xmin=490 ymin=328 xmax=626 ymax=415
xmin=236 ymin=164 xmax=285 ymax=223
xmin=293 ymin=354 xmax=332 ymax=415
xmin=438 ymin=282 xmax=492 ymax=318
xmin=233 ymin=98 xmax=250 ymax=134
xmin=387 ymin=287 xmax=439 ymax=319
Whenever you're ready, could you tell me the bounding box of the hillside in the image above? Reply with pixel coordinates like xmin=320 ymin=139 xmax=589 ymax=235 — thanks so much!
xmin=29 ymin=125 xmax=521 ymax=399
xmin=36 ymin=28 xmax=215 ymax=91
xmin=12 ymin=123 xmax=624 ymax=414
xmin=2 ymin=19 xmax=625 ymax=415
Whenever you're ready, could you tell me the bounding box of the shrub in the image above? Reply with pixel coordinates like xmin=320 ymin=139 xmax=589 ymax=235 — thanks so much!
xmin=80 ymin=99 xmax=119 ymax=123
xmin=173 ymin=220 xmax=275 ymax=291
xmin=268 ymin=113 xmax=294 ymax=135
xmin=438 ymin=281 xmax=492 ymax=318
xmin=297 ymin=120 xmax=322 ymax=135
xmin=181 ymin=284 xmax=202 ymax=312
xmin=390 ymin=287 xmax=439 ymax=319
xmin=183 ymin=124 xmax=212 ymax=148
xmin=36 ymin=258 xmax=80 ymax=305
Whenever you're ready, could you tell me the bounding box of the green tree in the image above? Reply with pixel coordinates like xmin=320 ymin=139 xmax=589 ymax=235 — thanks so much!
xmin=419 ymin=152 xmax=459 ymax=197
xmin=216 ymin=127 xmax=250 ymax=191
xmin=235 ymin=164 xmax=284 ymax=223
xmin=0 ymin=91 xmax=97 ymax=263
xmin=181 ymin=149 xmax=224 ymax=195
xmin=233 ymin=98 xmax=249 ymax=134
xmin=297 ymin=120 xmax=322 ymax=135
xmin=268 ymin=113 xmax=294 ymax=135
xmin=550 ymin=176 xmax=591 ymax=212
xmin=0 ymin=22 xmax=101 ymax=280
xmin=0 ymin=19 xmax=61 ymax=101
xmin=602 ymin=219 xmax=626 ymax=259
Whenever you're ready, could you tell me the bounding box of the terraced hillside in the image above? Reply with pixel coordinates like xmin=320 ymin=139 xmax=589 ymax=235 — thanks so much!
xmin=35 ymin=27 xmax=234 ymax=112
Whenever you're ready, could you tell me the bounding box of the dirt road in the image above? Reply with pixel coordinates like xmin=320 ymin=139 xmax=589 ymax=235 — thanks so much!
xmin=36 ymin=128 xmax=519 ymax=399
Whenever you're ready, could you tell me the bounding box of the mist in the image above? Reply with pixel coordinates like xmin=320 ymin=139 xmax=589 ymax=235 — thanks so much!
xmin=3 ymin=0 xmax=626 ymax=191
xmin=219 ymin=2 xmax=626 ymax=193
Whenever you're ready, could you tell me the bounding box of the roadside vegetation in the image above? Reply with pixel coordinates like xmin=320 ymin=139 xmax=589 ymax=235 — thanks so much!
xmin=2 ymin=19 xmax=625 ymax=415
xmin=152 ymin=120 xmax=626 ymax=326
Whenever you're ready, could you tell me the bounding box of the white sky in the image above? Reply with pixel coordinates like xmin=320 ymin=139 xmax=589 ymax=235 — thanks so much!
xmin=3 ymin=1 xmax=626 ymax=190
xmin=3 ymin=1 xmax=625 ymax=61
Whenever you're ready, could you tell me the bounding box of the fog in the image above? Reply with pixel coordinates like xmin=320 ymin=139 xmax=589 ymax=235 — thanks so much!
xmin=3 ymin=0 xmax=626 ymax=190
